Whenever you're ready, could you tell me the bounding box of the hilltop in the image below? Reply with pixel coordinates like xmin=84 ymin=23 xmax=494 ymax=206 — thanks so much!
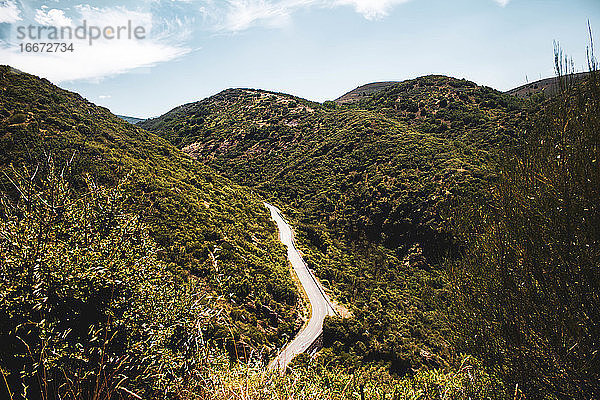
xmin=506 ymin=71 xmax=591 ymax=98
xmin=334 ymin=73 xmax=592 ymax=105
xmin=334 ymin=81 xmax=400 ymax=104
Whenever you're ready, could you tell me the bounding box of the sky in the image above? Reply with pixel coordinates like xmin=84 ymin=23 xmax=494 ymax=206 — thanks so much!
xmin=0 ymin=0 xmax=599 ymax=118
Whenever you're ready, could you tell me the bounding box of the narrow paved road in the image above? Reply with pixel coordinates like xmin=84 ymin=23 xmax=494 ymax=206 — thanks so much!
xmin=265 ymin=203 xmax=337 ymax=372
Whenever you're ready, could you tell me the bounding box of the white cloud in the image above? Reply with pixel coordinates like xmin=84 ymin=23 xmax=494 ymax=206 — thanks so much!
xmin=493 ymin=0 xmax=510 ymax=6
xmin=1 ymin=5 xmax=191 ymax=82
xmin=98 ymin=94 xmax=112 ymax=99
xmin=204 ymin=0 xmax=409 ymax=32
xmin=333 ymin=0 xmax=410 ymax=20
xmin=1 ymin=39 xmax=190 ymax=82
xmin=0 ymin=1 xmax=22 ymax=24
xmin=35 ymin=9 xmax=72 ymax=26
xmin=214 ymin=0 xmax=313 ymax=32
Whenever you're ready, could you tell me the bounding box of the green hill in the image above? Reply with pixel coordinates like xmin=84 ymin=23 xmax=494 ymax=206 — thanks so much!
xmin=2 ymin=63 xmax=597 ymax=399
xmin=352 ymin=75 xmax=526 ymax=145
xmin=0 ymin=65 xmax=299 ymax=398
xmin=140 ymin=75 xmax=529 ymax=372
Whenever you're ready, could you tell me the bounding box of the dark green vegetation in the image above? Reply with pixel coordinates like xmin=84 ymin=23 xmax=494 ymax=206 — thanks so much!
xmin=143 ymin=64 xmax=600 ymax=398
xmin=447 ymin=68 xmax=600 ymax=398
xmin=2 ymin=53 xmax=597 ymax=399
xmin=0 ymin=66 xmax=299 ymax=398
xmin=353 ymin=75 xmax=525 ymax=145
xmin=0 ymin=167 xmax=208 ymax=399
xmin=140 ymin=76 xmax=528 ymax=374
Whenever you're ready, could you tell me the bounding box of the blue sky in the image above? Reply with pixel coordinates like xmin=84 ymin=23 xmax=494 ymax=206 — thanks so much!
xmin=1 ymin=0 xmax=599 ymax=118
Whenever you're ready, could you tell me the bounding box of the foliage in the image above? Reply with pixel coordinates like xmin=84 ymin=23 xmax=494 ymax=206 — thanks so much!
xmin=355 ymin=75 xmax=526 ymax=147
xmin=184 ymin=352 xmax=505 ymax=400
xmin=8 ymin=113 xmax=27 ymax=125
xmin=140 ymin=78 xmax=528 ymax=373
xmin=0 ymin=163 xmax=227 ymax=399
xmin=445 ymin=66 xmax=600 ymax=397
xmin=0 ymin=159 xmax=505 ymax=400
xmin=5 ymin=56 xmax=595 ymax=398
xmin=0 ymin=66 xmax=298 ymax=364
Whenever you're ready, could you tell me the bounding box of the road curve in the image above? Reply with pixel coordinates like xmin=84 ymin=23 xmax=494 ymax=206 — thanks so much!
xmin=265 ymin=203 xmax=337 ymax=372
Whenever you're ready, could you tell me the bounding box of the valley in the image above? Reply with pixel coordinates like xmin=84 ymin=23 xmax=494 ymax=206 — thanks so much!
xmin=139 ymin=75 xmax=529 ymax=373
xmin=0 ymin=64 xmax=598 ymax=399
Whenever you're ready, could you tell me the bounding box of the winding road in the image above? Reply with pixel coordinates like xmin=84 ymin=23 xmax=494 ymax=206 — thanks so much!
xmin=265 ymin=203 xmax=337 ymax=372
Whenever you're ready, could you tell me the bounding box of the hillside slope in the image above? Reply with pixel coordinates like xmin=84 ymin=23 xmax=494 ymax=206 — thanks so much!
xmin=353 ymin=75 xmax=525 ymax=145
xmin=0 ymin=66 xmax=300 ymax=367
xmin=140 ymin=75 xmax=529 ymax=373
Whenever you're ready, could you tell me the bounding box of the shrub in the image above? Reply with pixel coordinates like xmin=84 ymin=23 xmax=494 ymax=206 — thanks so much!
xmin=0 ymin=162 xmax=222 ymax=399
xmin=76 ymin=123 xmax=91 ymax=135
xmin=189 ymin=353 xmax=505 ymax=400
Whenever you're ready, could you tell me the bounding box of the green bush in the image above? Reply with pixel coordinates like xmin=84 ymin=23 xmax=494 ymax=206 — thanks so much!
xmin=190 ymin=353 xmax=505 ymax=400
xmin=0 ymin=163 xmax=221 ymax=399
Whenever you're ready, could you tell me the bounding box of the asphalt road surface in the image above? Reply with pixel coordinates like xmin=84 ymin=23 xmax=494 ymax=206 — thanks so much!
xmin=265 ymin=203 xmax=337 ymax=372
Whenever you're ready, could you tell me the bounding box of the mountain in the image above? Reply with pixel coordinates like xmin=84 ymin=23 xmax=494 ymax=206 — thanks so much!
xmin=0 ymin=65 xmax=300 ymax=351
xmin=117 ymin=114 xmax=146 ymax=124
xmin=0 ymin=65 xmax=300 ymax=398
xmin=505 ymin=71 xmax=591 ymax=98
xmin=0 ymin=68 xmax=507 ymax=398
xmin=140 ymin=75 xmax=529 ymax=373
xmin=334 ymin=81 xmax=400 ymax=104
xmin=348 ymin=75 xmax=526 ymax=145
xmin=335 ymin=73 xmax=593 ymax=106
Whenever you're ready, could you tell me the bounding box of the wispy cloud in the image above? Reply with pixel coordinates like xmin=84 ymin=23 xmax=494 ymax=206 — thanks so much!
xmin=207 ymin=0 xmax=312 ymax=32
xmin=1 ymin=0 xmax=424 ymax=81
xmin=493 ymin=0 xmax=510 ymax=7
xmin=75 ymin=4 xmax=153 ymax=32
xmin=1 ymin=4 xmax=191 ymax=83
xmin=35 ymin=8 xmax=72 ymax=26
xmin=202 ymin=0 xmax=410 ymax=32
xmin=0 ymin=0 xmax=22 ymax=23
xmin=333 ymin=0 xmax=411 ymax=20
